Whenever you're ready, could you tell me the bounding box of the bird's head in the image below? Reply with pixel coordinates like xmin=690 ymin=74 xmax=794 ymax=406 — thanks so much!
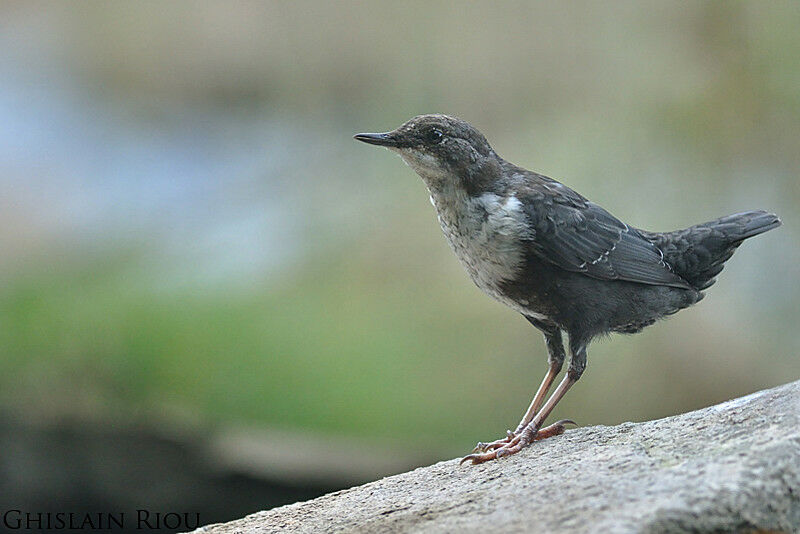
xmin=354 ymin=114 xmax=499 ymax=193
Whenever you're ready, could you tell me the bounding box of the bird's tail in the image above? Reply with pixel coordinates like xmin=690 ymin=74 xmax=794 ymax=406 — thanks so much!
xmin=641 ymin=210 xmax=781 ymax=291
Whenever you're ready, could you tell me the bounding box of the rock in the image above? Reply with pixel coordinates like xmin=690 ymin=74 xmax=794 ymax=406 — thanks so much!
xmin=193 ymin=381 xmax=800 ymax=533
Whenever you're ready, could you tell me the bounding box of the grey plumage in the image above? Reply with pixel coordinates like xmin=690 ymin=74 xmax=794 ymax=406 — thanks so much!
xmin=355 ymin=114 xmax=782 ymax=464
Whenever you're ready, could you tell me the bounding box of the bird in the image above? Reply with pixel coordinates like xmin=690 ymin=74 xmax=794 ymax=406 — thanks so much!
xmin=354 ymin=114 xmax=781 ymax=465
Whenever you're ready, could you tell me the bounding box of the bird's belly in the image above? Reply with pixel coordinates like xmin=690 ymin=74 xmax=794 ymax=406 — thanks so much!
xmin=446 ymin=230 xmax=521 ymax=294
xmin=434 ymin=193 xmax=545 ymax=318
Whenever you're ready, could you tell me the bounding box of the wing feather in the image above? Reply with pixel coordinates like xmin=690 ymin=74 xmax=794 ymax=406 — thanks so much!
xmin=519 ymin=183 xmax=691 ymax=289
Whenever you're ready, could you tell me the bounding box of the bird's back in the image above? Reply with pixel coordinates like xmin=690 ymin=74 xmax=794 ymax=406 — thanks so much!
xmin=502 ymin=166 xmax=694 ymax=290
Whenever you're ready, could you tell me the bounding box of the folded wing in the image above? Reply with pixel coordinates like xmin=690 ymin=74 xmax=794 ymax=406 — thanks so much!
xmin=519 ymin=181 xmax=692 ymax=289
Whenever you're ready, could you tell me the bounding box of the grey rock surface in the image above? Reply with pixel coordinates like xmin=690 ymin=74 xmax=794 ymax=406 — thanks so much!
xmin=193 ymin=381 xmax=800 ymax=533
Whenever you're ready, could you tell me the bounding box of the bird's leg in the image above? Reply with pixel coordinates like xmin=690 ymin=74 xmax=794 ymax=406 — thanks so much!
xmin=462 ymin=340 xmax=586 ymax=465
xmin=514 ymin=325 xmax=566 ymax=433
xmin=472 ymin=318 xmax=565 ymax=453
xmin=471 ymin=360 xmax=561 ymax=453
xmin=461 ymin=377 xmax=577 ymax=464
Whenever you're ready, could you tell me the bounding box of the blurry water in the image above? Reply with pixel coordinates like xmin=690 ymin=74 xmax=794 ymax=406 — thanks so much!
xmin=0 ymin=53 xmax=305 ymax=289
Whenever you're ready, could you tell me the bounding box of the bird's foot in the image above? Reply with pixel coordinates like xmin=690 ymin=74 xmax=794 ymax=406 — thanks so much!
xmin=470 ymin=419 xmax=576 ymax=453
xmin=460 ymin=419 xmax=575 ymax=465
xmin=471 ymin=429 xmax=516 ymax=453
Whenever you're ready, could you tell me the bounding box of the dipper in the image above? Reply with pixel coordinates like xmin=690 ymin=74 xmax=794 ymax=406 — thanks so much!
xmin=354 ymin=114 xmax=781 ymax=464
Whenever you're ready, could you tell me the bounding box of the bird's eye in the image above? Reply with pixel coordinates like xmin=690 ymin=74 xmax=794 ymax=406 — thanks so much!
xmin=425 ymin=128 xmax=443 ymax=144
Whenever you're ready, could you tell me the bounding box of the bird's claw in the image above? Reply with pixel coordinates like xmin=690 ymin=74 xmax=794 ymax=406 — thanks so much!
xmin=472 ymin=429 xmax=516 ymax=453
xmin=460 ymin=451 xmax=496 ymax=465
xmin=461 ymin=435 xmax=527 ymax=465
xmin=460 ymin=419 xmax=575 ymax=465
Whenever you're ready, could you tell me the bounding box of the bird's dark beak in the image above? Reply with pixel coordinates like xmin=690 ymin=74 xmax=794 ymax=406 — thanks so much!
xmin=353 ymin=132 xmax=398 ymax=147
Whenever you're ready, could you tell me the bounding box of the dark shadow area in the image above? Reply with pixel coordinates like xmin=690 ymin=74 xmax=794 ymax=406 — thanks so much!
xmin=0 ymin=415 xmax=346 ymax=533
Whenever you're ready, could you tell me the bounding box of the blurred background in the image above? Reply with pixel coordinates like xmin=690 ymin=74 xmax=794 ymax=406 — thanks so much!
xmin=0 ymin=1 xmax=798 ymax=532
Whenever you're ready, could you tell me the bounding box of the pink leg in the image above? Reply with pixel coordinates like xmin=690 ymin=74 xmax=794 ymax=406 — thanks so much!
xmin=461 ymin=374 xmax=577 ymax=465
xmin=472 ymin=362 xmax=561 ymax=453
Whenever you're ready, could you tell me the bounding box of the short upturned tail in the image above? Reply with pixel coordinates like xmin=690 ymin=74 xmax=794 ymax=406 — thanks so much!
xmin=642 ymin=210 xmax=782 ymax=291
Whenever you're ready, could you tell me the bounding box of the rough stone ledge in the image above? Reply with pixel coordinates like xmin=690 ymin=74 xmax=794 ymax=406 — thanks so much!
xmin=192 ymin=380 xmax=800 ymax=533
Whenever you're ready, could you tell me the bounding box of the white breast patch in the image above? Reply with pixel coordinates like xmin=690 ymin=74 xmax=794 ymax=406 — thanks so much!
xmin=431 ymin=190 xmax=538 ymax=315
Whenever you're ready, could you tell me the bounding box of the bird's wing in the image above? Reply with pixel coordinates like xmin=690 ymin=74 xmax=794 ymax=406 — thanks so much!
xmin=518 ymin=180 xmax=692 ymax=289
